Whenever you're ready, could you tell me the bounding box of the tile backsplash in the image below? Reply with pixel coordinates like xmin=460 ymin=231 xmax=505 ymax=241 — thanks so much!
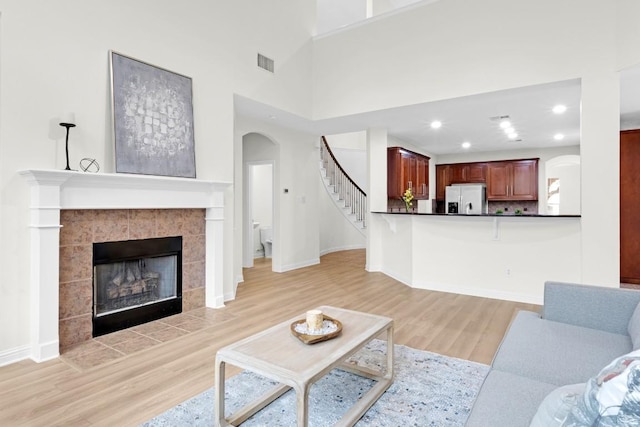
xmin=487 ymin=201 xmax=538 ymax=214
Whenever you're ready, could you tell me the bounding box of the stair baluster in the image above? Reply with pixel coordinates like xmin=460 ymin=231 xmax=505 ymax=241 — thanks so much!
xmin=319 ymin=136 xmax=367 ymax=232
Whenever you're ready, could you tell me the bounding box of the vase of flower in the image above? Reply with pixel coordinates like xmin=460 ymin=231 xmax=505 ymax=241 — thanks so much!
xmin=402 ymin=188 xmax=414 ymax=213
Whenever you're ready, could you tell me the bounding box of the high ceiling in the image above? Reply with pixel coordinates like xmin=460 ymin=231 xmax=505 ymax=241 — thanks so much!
xmin=338 ymin=79 xmax=582 ymax=155
xmin=235 ymin=65 xmax=640 ymax=156
xmin=235 ymin=79 xmax=580 ymax=155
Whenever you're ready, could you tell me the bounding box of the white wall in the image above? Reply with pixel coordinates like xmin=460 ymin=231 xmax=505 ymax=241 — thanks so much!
xmin=235 ymin=117 xmax=320 ymax=276
xmin=330 ymin=148 xmax=367 ymax=189
xmin=315 ymin=0 xmax=634 ymax=299
xmin=316 ymin=0 xmax=367 ymax=35
xmin=318 ymin=177 xmax=366 ymax=255
xmin=242 ymin=134 xmax=278 ymax=267
xmin=313 ymin=0 xmax=617 ymax=120
xmin=0 ymin=0 xmax=316 ymax=361
xmin=410 ymin=215 xmax=582 ymax=304
xmin=326 ymin=131 xmax=367 ymax=150
xmin=244 ymin=151 xmax=275 ymax=259
xmin=546 ymin=156 xmax=581 ymax=216
xmin=252 ymin=164 xmax=273 ymax=254
xmin=317 ymin=132 xmax=367 ymax=255
xmin=616 ymin=0 xmax=640 ymax=71
xmin=371 ymin=0 xmax=425 ymax=16
xmin=325 ymin=131 xmax=368 ymax=190
xmin=252 ymin=165 xmax=274 ymax=228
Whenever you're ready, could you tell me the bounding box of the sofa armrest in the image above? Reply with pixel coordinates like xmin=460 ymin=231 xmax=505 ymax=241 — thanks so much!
xmin=542 ymin=281 xmax=640 ymax=335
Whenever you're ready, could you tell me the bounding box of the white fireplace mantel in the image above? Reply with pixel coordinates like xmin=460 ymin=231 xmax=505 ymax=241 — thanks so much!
xmin=19 ymin=169 xmax=232 ymax=362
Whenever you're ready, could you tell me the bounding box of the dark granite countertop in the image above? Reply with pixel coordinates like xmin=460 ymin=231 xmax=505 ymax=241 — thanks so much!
xmin=372 ymin=211 xmax=581 ymax=218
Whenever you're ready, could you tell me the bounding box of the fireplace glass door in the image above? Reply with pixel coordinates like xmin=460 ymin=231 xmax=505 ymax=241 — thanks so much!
xmin=94 ymin=255 xmax=177 ymax=316
xmin=92 ymin=236 xmax=182 ymax=336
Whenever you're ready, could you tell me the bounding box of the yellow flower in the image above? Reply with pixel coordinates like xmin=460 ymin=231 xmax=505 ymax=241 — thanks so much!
xmin=401 ymin=188 xmax=414 ymax=212
xmin=402 ymin=188 xmax=413 ymax=203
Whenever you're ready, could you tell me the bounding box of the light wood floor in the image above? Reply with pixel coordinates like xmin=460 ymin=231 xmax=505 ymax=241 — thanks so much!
xmin=0 ymin=249 xmax=538 ymax=426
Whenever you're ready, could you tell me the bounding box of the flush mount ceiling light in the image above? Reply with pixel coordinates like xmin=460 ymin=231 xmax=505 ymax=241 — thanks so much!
xmin=499 ymin=120 xmax=511 ymax=129
xmin=552 ymin=105 xmax=567 ymax=114
xmin=554 ymin=133 xmax=565 ymax=141
xmin=430 ymin=120 xmax=442 ymax=129
xmin=508 ymin=132 xmax=518 ymax=140
xmin=461 ymin=141 xmax=471 ymax=149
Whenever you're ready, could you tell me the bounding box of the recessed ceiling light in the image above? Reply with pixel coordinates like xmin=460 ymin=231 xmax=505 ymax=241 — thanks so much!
xmin=461 ymin=141 xmax=471 ymax=149
xmin=508 ymin=132 xmax=518 ymax=140
xmin=430 ymin=120 xmax=442 ymax=129
xmin=554 ymin=133 xmax=565 ymax=141
xmin=552 ymin=105 xmax=567 ymax=114
xmin=500 ymin=120 xmax=511 ymax=129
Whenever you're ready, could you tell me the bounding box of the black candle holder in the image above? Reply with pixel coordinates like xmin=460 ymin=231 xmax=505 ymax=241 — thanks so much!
xmin=59 ymin=122 xmax=76 ymax=171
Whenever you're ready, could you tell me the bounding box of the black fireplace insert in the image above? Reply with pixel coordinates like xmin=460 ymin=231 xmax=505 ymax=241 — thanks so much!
xmin=92 ymin=236 xmax=182 ymax=337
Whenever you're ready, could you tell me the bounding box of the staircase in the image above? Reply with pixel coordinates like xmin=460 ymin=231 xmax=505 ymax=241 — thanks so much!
xmin=319 ymin=136 xmax=367 ymax=236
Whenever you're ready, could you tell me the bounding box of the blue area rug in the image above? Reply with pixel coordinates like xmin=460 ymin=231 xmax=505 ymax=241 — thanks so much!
xmin=141 ymin=340 xmax=488 ymax=426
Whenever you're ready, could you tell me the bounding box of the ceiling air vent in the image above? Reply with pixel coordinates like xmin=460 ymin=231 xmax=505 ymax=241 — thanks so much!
xmin=257 ymin=53 xmax=274 ymax=73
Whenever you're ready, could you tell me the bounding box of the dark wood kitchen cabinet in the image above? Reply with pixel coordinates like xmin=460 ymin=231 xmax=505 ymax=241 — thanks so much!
xmin=436 ymin=164 xmax=450 ymax=200
xmin=388 ymin=147 xmax=430 ymax=200
xmin=486 ymin=159 xmax=538 ymax=201
xmin=449 ymin=163 xmax=487 ymax=184
xmin=436 ymin=159 xmax=536 ymax=201
xmin=435 ymin=162 xmax=487 ymax=200
xmin=449 ymin=164 xmax=465 ymax=184
xmin=465 ymin=162 xmax=488 ymax=182
xmin=414 ymin=156 xmax=429 ymax=199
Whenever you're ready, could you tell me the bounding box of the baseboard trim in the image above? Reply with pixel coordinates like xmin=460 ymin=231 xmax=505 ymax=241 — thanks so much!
xmin=275 ymin=258 xmax=320 ymax=273
xmin=31 ymin=340 xmax=60 ymax=363
xmin=319 ymin=244 xmax=366 ymax=257
xmin=380 ymin=268 xmax=412 ymax=288
xmin=206 ymin=294 xmax=226 ymax=309
xmin=0 ymin=345 xmax=31 ymax=367
xmin=412 ymin=279 xmax=543 ymax=305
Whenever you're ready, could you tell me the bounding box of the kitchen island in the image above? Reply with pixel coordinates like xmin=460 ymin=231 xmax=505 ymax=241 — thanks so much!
xmin=367 ymin=212 xmax=582 ymax=305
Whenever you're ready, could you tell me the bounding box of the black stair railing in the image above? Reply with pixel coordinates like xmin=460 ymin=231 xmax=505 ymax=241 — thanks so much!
xmin=320 ymin=136 xmax=367 ymax=229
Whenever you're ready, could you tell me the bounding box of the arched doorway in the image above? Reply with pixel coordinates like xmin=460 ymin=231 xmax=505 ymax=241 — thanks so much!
xmin=242 ymin=133 xmax=278 ymax=270
xmin=544 ymin=155 xmax=580 ymax=215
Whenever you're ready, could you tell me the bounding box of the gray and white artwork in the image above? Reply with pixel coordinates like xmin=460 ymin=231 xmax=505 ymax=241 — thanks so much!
xmin=110 ymin=51 xmax=196 ymax=178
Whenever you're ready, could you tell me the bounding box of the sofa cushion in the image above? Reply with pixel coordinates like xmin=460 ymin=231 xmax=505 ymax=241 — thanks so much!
xmin=543 ymin=281 xmax=640 ymax=335
xmin=563 ymin=349 xmax=640 ymax=426
xmin=492 ymin=311 xmax=632 ymax=386
xmin=529 ymin=383 xmax=585 ymax=427
xmin=465 ymin=370 xmax=557 ymax=427
xmin=628 ymin=301 xmax=640 ymax=349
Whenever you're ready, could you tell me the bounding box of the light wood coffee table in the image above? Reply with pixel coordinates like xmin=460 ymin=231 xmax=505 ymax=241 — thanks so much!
xmin=214 ymin=306 xmax=394 ymax=427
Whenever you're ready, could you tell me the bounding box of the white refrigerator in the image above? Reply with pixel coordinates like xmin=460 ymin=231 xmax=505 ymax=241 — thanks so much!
xmin=445 ymin=184 xmax=487 ymax=214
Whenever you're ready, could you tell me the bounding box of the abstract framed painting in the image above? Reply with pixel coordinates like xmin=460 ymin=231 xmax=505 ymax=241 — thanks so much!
xmin=110 ymin=50 xmax=196 ymax=178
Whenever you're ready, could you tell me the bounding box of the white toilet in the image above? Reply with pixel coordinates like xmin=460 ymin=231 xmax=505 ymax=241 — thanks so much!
xmin=259 ymin=226 xmax=273 ymax=258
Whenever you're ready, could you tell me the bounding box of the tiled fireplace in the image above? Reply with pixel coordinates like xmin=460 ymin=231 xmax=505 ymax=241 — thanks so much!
xmin=59 ymin=209 xmax=204 ymax=350
xmin=20 ymin=170 xmax=230 ymax=362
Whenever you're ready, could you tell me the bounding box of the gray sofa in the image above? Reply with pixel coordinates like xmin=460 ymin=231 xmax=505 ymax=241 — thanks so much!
xmin=466 ymin=281 xmax=640 ymax=426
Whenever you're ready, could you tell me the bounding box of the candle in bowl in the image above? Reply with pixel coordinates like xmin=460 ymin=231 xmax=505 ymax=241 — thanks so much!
xmin=306 ymin=309 xmax=323 ymax=332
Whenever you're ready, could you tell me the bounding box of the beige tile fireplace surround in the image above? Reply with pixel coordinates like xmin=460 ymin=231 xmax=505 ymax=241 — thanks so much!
xmin=20 ymin=169 xmax=230 ymax=363
xmin=59 ymin=208 xmax=206 ymax=351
